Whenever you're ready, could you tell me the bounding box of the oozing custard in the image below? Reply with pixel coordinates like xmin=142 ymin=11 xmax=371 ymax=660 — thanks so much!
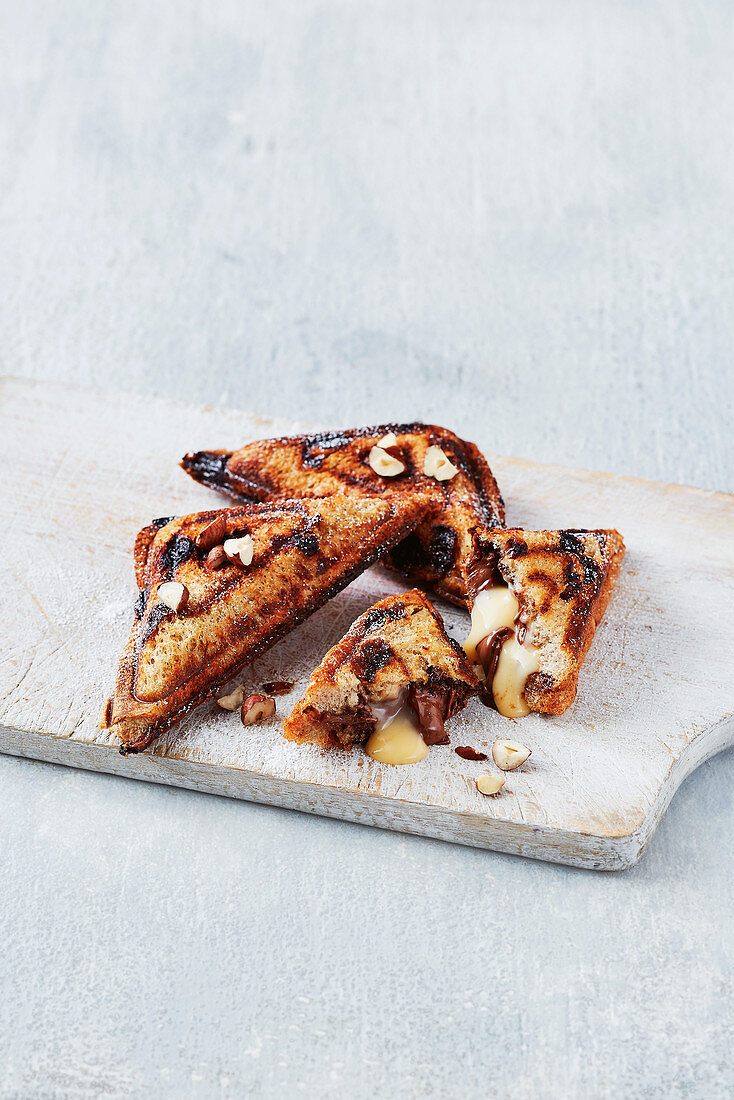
xmin=365 ymin=698 xmax=429 ymax=764
xmin=463 ymin=585 xmax=538 ymax=718
xmin=491 ymin=633 xmax=539 ymax=718
xmin=464 ymin=586 xmax=518 ymax=662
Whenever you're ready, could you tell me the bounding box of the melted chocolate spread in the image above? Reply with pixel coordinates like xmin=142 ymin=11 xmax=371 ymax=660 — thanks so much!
xmin=390 ymin=525 xmax=458 ymax=579
xmin=476 ymin=627 xmax=514 ymax=710
xmin=408 ymin=686 xmax=449 ymax=745
xmin=464 ymin=553 xmax=497 ymax=601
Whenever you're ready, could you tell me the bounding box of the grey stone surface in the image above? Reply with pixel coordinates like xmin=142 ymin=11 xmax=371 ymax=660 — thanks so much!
xmin=1 ymin=1 xmax=733 ymax=1097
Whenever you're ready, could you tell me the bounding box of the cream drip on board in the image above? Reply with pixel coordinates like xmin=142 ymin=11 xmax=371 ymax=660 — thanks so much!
xmin=464 ymin=584 xmax=539 ymax=718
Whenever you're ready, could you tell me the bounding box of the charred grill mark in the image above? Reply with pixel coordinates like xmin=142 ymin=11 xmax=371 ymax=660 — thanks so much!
xmin=134 ymin=587 xmax=148 ymax=619
xmin=291 ymin=530 xmax=319 ymax=556
xmin=560 ymin=560 xmax=583 ymax=601
xmin=558 ymin=531 xmax=601 ymax=590
xmin=352 ymin=638 xmax=394 ymax=683
xmin=360 ymin=603 xmax=407 ymax=635
xmin=301 ymin=432 xmax=359 ymax=468
xmin=267 ymin=508 xmax=322 ymax=557
xmin=223 ymin=466 xmax=277 ymax=502
xmin=181 ymin=451 xmax=232 ymax=487
xmin=300 ymin=422 xmax=427 ymax=469
xmin=140 ymin=602 xmax=175 ymax=645
xmin=504 ymin=537 xmax=529 ymax=559
xmin=160 ymin=534 xmax=196 ymax=577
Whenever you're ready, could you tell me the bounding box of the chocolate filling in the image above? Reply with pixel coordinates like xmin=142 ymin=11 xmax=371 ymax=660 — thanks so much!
xmin=316 ymin=674 xmax=468 ymax=751
xmin=464 ymin=552 xmax=498 ymax=601
xmin=476 ymin=627 xmax=514 ymax=710
xmin=408 ymin=686 xmax=449 ymax=745
xmin=308 ymin=704 xmax=376 ymax=748
xmin=390 ymin=525 xmax=458 ymax=580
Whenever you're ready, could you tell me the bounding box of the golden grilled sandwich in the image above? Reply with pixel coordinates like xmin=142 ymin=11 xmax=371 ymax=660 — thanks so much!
xmin=102 ymin=493 xmax=432 ymax=754
xmin=180 ymin=423 xmax=504 ymax=609
xmin=284 ymin=589 xmax=481 ymax=761
xmin=463 ymin=527 xmax=625 ymax=717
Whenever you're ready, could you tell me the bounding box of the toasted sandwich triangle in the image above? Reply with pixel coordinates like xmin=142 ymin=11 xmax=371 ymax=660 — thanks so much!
xmin=465 ymin=527 xmax=625 ymax=715
xmin=284 ymin=589 xmax=481 ymax=751
xmin=180 ymin=422 xmax=504 ymax=609
xmin=102 ymin=493 xmax=432 ymax=754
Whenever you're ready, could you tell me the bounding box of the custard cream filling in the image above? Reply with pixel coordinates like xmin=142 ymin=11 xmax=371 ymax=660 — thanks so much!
xmin=464 ymin=586 xmax=518 ymax=662
xmin=365 ymin=698 xmax=428 ymax=765
xmin=463 ymin=585 xmax=539 ymax=719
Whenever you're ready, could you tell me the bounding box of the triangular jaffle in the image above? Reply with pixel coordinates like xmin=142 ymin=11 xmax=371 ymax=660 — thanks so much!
xmin=102 ymin=493 xmax=431 ymax=754
xmin=284 ymin=589 xmax=480 ymax=760
xmin=180 ymin=423 xmax=504 ymax=609
xmin=463 ymin=527 xmax=625 ymax=717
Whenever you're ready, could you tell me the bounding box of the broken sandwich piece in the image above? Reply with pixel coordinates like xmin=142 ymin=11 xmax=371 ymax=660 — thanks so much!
xmin=181 ymin=423 xmax=505 ymax=609
xmin=283 ymin=589 xmax=481 ymax=763
xmin=102 ymin=492 xmax=432 ymax=754
xmin=464 ymin=528 xmax=625 ymax=717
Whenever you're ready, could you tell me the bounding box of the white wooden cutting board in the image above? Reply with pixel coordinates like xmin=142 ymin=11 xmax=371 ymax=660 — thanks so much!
xmin=1 ymin=377 xmax=732 ymax=869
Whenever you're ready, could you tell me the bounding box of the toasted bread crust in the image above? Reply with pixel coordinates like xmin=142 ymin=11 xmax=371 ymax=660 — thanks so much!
xmin=284 ymin=589 xmax=481 ymax=750
xmin=181 ymin=423 xmax=505 ymax=609
xmin=470 ymin=527 xmax=625 ymax=714
xmin=105 ymin=493 xmax=432 ymax=753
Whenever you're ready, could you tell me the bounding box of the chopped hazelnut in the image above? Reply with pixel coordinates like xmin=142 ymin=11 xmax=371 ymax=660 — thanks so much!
xmin=368 ymin=445 xmax=405 ymax=478
xmin=224 ymin=534 xmax=255 ymax=567
xmin=455 ymin=746 xmax=488 ymax=761
xmin=475 ymin=773 xmax=505 ymax=796
xmin=492 ymin=739 xmax=532 ymax=771
xmin=241 ymin=693 xmax=276 ymax=725
xmin=217 ymin=686 xmax=246 ymax=711
xmin=423 ymin=445 xmax=459 ymax=481
xmin=157 ymin=581 xmax=189 ymax=612
xmin=196 ymin=514 xmax=228 ymax=551
xmin=205 ymin=545 xmax=228 ymax=570
xmin=260 ymin=680 xmax=295 ymax=696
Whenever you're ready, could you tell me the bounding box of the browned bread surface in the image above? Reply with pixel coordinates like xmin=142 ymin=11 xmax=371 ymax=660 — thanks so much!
xmin=181 ymin=423 xmax=505 ymax=609
xmin=284 ymin=589 xmax=481 ymax=750
xmin=471 ymin=527 xmax=625 ymax=714
xmin=103 ymin=493 xmax=432 ymax=754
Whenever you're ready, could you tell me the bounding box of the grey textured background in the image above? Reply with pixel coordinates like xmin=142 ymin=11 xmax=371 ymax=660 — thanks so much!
xmin=1 ymin=1 xmax=733 ymax=1097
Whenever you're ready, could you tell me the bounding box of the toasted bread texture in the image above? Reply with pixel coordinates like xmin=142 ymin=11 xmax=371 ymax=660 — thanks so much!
xmin=284 ymin=589 xmax=481 ymax=750
xmin=181 ymin=423 xmax=504 ymax=609
xmin=102 ymin=493 xmax=431 ymax=754
xmin=469 ymin=527 xmax=625 ymax=714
